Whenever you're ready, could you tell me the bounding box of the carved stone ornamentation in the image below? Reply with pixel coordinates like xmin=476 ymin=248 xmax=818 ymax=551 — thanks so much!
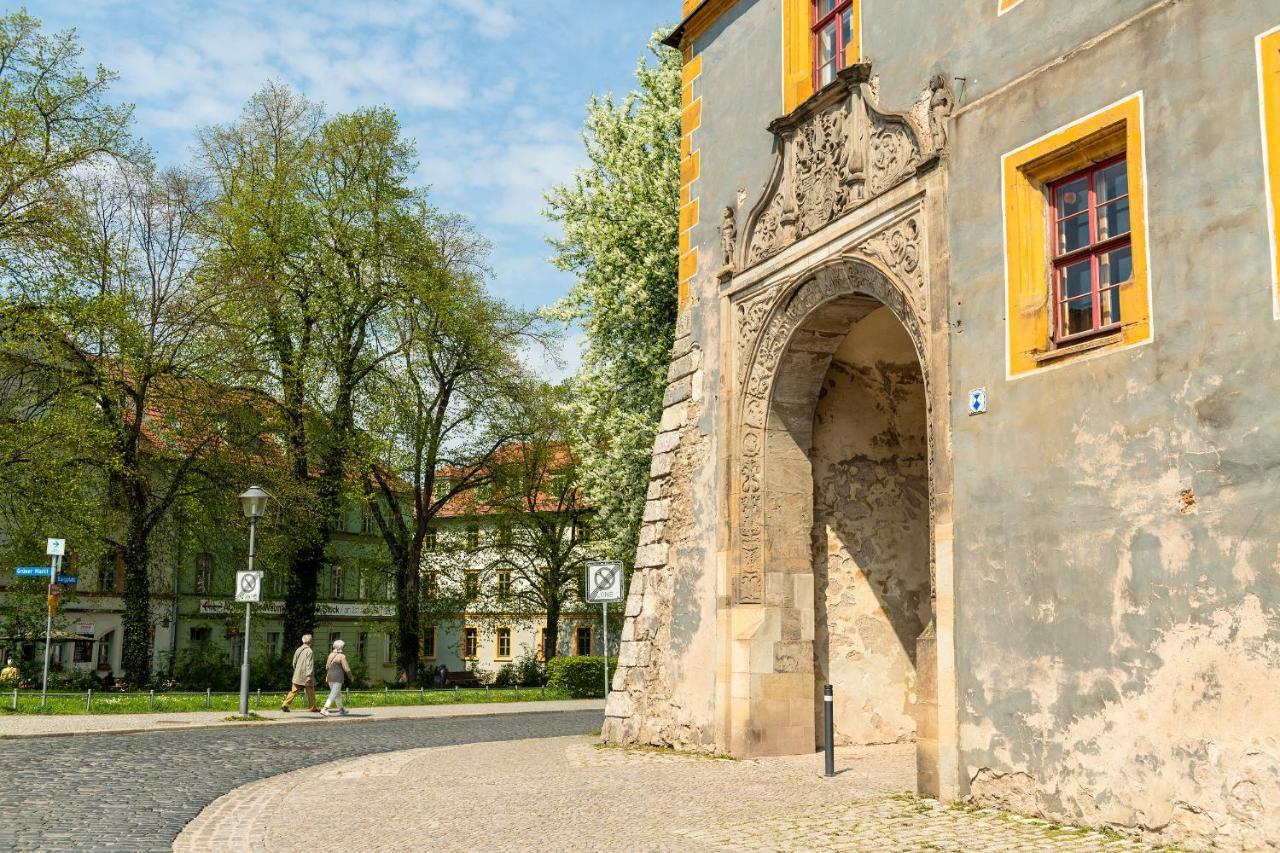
xmin=740 ymin=65 xmax=945 ymax=271
xmin=731 ymin=259 xmax=928 ymax=604
xmin=856 ymin=217 xmax=924 ymax=294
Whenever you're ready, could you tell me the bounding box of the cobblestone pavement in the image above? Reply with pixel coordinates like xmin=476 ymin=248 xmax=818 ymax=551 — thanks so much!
xmin=0 ymin=710 xmax=601 ymax=851
xmin=0 ymin=698 xmax=603 ymax=738
xmin=178 ymin=738 xmax=1160 ymax=853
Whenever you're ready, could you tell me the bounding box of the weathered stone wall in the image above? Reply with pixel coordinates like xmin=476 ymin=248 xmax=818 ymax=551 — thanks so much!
xmin=937 ymin=2 xmax=1280 ymax=848
xmin=603 ymin=310 xmax=717 ymax=750
xmin=811 ymin=307 xmax=931 ymax=747
xmin=625 ymin=0 xmax=1280 ymax=846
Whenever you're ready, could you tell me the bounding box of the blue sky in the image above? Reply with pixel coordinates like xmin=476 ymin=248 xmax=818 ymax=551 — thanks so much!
xmin=31 ymin=0 xmax=674 ymax=376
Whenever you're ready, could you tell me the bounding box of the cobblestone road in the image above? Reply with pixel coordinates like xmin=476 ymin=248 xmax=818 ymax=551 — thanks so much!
xmin=0 ymin=710 xmax=600 ymax=851
xmin=179 ymin=738 xmax=1161 ymax=853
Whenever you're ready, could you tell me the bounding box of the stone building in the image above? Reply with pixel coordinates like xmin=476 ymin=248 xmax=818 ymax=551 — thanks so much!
xmin=604 ymin=0 xmax=1280 ymax=848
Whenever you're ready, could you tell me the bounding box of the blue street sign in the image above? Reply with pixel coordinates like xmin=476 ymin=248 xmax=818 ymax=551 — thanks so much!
xmin=15 ymin=566 xmax=49 ymax=577
xmin=56 ymin=574 xmax=77 ymax=584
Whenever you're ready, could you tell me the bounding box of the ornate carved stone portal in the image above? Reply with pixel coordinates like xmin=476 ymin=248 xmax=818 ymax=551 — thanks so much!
xmin=605 ymin=62 xmax=956 ymax=796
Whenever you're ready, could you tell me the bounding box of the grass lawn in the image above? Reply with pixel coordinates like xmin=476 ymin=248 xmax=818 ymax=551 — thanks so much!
xmin=0 ymin=685 xmax=569 ymax=715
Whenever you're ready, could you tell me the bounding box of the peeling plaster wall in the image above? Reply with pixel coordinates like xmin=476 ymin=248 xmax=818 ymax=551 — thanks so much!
xmin=941 ymin=1 xmax=1280 ymax=849
xmin=811 ymin=307 xmax=931 ymax=746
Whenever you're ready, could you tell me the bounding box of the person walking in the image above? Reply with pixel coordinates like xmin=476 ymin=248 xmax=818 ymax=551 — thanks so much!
xmin=281 ymin=634 xmax=318 ymax=713
xmin=320 ymin=639 xmax=353 ymax=717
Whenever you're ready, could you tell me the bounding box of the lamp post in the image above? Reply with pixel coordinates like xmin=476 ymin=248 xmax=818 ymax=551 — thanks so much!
xmin=237 ymin=486 xmax=269 ymax=716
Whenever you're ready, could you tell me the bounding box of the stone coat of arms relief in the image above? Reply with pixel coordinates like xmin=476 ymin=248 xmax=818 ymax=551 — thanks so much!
xmin=723 ymin=65 xmax=951 ymax=605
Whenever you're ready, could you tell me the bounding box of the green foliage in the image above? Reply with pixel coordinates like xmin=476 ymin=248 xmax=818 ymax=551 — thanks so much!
xmin=170 ymin=644 xmax=238 ymax=691
xmin=545 ymin=29 xmax=681 ymax=564
xmin=248 ymin=652 xmax=293 ymax=692
xmin=0 ymin=10 xmax=138 ymax=246
xmin=492 ymin=662 xmax=517 ymax=687
xmin=545 ymin=655 xmax=618 ymax=699
xmin=0 ymin=578 xmax=78 ymax=644
xmin=514 ymin=647 xmax=546 ymax=687
xmin=47 ymin=669 xmax=101 ymax=691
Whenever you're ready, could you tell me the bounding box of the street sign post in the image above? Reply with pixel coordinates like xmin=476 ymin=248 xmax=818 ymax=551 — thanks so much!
xmin=40 ymin=539 xmax=64 ymax=705
xmin=237 ymin=523 xmax=260 ymax=716
xmin=585 ymin=560 xmax=625 ymax=701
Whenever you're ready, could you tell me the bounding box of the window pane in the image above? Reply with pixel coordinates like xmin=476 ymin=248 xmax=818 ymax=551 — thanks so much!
xmin=1099 ymin=244 xmax=1132 ymax=287
xmin=817 ymin=22 xmax=836 ymax=65
xmin=1057 ymin=212 xmax=1090 ymax=254
xmin=840 ymin=8 xmax=852 ymax=58
xmin=1055 ymin=177 xmax=1089 ymax=219
xmin=815 ymin=0 xmax=837 ymax=17
xmin=1062 ymin=295 xmax=1095 ymax=337
xmin=1060 ymin=258 xmax=1092 ymax=300
xmin=1097 ymin=198 xmax=1130 ymax=241
xmin=817 ymin=61 xmax=837 ymax=88
xmin=1096 ymin=160 xmax=1127 ymax=202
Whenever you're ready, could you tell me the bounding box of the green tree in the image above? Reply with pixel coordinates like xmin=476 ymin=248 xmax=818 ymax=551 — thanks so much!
xmin=0 ymin=9 xmax=137 ymax=246
xmin=200 ymin=85 xmax=438 ymax=652
xmin=544 ymin=30 xmax=680 ymax=565
xmin=361 ymin=214 xmax=537 ymax=682
xmin=0 ymin=9 xmax=138 ymax=578
xmin=475 ymin=387 xmax=593 ymax=661
xmin=3 ymin=162 xmax=237 ymax=685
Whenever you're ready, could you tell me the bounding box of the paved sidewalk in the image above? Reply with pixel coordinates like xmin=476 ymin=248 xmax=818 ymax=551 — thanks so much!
xmin=177 ymin=737 xmax=1159 ymax=852
xmin=0 ymin=710 xmax=601 ymax=851
xmin=0 ymin=698 xmax=603 ymax=738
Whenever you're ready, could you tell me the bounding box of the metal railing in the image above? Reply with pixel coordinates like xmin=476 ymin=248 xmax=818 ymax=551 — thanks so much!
xmin=4 ymin=684 xmax=552 ymax=713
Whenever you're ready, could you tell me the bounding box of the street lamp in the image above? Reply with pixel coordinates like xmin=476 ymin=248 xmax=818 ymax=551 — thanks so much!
xmin=237 ymin=486 xmax=269 ymax=716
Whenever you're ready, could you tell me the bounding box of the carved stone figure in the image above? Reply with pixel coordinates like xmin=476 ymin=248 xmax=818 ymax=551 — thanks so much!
xmin=720 ymin=205 xmax=737 ymax=272
xmin=928 ymin=74 xmax=954 ymax=153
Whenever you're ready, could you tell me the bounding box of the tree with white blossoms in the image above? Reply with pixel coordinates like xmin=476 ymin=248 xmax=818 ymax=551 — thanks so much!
xmin=544 ymin=29 xmax=680 ymax=565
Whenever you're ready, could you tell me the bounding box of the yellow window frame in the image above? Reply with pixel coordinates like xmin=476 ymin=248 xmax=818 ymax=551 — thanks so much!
xmin=494 ymin=626 xmax=513 ymax=661
xmin=1002 ymin=93 xmax=1152 ymax=378
xmin=1259 ymin=25 xmax=1280 ymax=318
xmin=782 ymin=0 xmax=862 ymax=114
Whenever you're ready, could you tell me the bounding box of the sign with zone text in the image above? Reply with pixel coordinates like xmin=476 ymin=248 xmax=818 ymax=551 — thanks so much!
xmin=585 ymin=560 xmax=624 ymax=603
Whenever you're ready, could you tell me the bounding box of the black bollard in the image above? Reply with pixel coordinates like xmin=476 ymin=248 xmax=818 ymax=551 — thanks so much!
xmin=823 ymin=683 xmax=835 ymax=777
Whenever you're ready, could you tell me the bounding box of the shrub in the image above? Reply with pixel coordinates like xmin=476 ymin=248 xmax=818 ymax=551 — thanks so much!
xmin=48 ymin=668 xmax=101 ymax=691
xmin=514 ymin=648 xmax=545 ymax=687
xmin=248 ymin=653 xmax=292 ymax=691
xmin=492 ymin=663 xmax=516 ymax=687
xmin=545 ymin=655 xmax=618 ymax=698
xmin=170 ymin=643 xmax=237 ymax=691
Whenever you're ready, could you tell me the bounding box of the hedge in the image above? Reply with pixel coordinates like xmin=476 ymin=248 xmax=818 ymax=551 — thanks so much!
xmin=545 ymin=655 xmax=619 ymax=698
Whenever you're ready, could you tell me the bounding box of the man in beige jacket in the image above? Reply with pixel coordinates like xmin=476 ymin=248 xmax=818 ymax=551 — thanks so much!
xmin=281 ymin=634 xmax=318 ymax=712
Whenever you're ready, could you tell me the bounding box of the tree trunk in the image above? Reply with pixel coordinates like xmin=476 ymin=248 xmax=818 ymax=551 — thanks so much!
xmin=283 ymin=536 xmax=322 ymax=657
xmin=396 ymin=543 xmax=421 ymax=684
xmin=120 ymin=517 xmax=152 ymax=687
xmin=543 ymin=598 xmax=561 ymax=661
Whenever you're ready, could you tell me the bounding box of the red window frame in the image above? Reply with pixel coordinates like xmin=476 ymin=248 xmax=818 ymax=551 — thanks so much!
xmin=1048 ymin=155 xmax=1132 ymax=344
xmin=811 ymin=0 xmax=854 ymax=90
